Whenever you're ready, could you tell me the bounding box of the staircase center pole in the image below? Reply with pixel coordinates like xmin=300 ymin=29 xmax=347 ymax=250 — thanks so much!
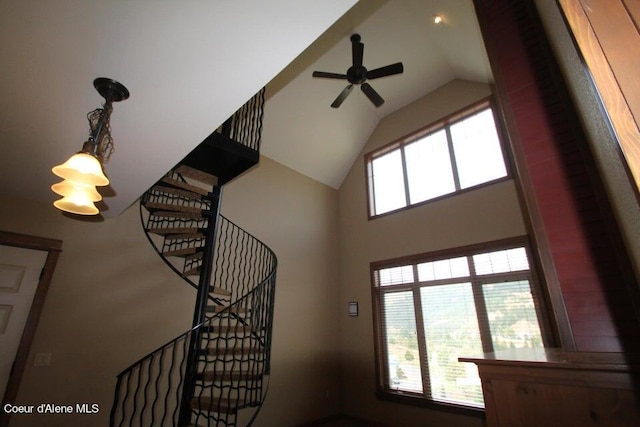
xmin=178 ymin=184 xmax=223 ymax=426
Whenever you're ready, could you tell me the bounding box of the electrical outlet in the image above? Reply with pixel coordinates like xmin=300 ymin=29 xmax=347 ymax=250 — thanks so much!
xmin=33 ymin=352 xmax=51 ymax=367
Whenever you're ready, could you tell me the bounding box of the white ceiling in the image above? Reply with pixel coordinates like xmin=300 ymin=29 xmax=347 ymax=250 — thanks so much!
xmin=0 ymin=0 xmax=356 ymax=216
xmin=261 ymin=0 xmax=492 ymax=188
xmin=0 ymin=0 xmax=491 ymax=217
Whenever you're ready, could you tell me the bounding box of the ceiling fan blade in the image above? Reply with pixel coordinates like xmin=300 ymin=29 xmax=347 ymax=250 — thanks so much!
xmin=361 ymin=83 xmax=384 ymax=107
xmin=366 ymin=62 xmax=404 ymax=80
xmin=331 ymin=84 xmax=354 ymax=108
xmin=313 ymin=71 xmax=348 ymax=79
xmin=352 ymin=40 xmax=364 ymax=68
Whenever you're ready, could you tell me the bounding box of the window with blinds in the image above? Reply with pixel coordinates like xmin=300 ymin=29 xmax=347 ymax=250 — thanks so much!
xmin=371 ymin=239 xmax=552 ymax=410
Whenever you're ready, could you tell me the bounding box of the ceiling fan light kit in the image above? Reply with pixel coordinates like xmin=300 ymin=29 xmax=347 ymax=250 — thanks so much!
xmin=312 ymin=33 xmax=404 ymax=108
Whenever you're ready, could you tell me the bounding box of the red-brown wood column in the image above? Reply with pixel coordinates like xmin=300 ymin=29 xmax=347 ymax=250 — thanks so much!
xmin=473 ymin=0 xmax=640 ymax=352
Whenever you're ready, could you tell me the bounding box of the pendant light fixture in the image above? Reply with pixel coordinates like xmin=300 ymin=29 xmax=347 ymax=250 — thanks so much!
xmin=51 ymin=78 xmax=129 ymax=215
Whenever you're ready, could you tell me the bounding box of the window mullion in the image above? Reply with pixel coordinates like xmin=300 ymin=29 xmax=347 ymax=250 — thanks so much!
xmin=468 ymin=256 xmax=494 ymax=353
xmin=368 ymin=161 xmax=378 ymax=216
xmin=400 ymin=145 xmax=411 ymax=206
xmin=411 ymin=271 xmax=526 ymax=288
xmin=523 ymin=246 xmax=557 ymax=348
xmin=373 ymin=287 xmax=389 ymax=389
xmin=411 ymin=272 xmax=431 ymax=399
xmin=445 ymin=126 xmax=461 ymax=191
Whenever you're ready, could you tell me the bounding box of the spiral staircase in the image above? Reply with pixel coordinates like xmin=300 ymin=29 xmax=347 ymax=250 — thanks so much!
xmin=110 ymin=89 xmax=277 ymax=427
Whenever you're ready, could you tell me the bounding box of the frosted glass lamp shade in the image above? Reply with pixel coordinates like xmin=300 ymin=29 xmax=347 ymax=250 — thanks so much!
xmin=51 ymin=180 xmax=102 ymax=202
xmin=52 ymin=152 xmax=109 ymax=186
xmin=53 ymin=195 xmax=99 ymax=215
xmin=53 ymin=197 xmax=99 ymax=215
xmin=52 ymin=179 xmax=102 ymax=215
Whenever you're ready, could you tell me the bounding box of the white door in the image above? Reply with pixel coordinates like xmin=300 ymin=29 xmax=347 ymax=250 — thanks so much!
xmin=0 ymin=245 xmax=48 ymax=399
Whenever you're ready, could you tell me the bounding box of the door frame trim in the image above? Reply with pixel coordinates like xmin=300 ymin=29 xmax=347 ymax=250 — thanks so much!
xmin=0 ymin=231 xmax=62 ymax=422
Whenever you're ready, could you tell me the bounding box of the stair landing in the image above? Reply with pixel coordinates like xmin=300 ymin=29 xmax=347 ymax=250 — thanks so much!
xmin=181 ymin=131 xmax=259 ymax=186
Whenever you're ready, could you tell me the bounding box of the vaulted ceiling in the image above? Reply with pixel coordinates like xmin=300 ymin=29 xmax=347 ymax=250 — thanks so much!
xmin=262 ymin=0 xmax=492 ymax=189
xmin=0 ymin=0 xmax=491 ymax=217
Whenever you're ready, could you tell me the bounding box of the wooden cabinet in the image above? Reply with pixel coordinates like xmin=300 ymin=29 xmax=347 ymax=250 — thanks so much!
xmin=460 ymin=349 xmax=640 ymax=427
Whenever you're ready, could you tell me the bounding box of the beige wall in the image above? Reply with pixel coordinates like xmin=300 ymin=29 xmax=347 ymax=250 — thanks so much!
xmin=336 ymin=79 xmax=528 ymax=426
xmin=1 ymin=194 xmax=195 ymax=427
xmin=222 ymin=156 xmax=342 ymax=426
xmin=1 ymin=155 xmax=341 ymax=426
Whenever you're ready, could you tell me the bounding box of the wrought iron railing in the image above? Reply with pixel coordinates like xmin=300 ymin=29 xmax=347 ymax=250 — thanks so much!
xmin=120 ymin=86 xmax=270 ymax=426
xmin=139 ymin=182 xmax=211 ymax=290
xmin=220 ymin=88 xmax=265 ymax=151
xmin=111 ymin=215 xmax=277 ymax=427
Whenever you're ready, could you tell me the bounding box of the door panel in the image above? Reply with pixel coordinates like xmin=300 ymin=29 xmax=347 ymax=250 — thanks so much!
xmin=0 ymin=245 xmax=48 ymax=399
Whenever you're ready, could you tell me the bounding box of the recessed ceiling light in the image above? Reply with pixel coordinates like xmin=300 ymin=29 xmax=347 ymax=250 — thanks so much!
xmin=433 ymin=15 xmax=443 ymax=24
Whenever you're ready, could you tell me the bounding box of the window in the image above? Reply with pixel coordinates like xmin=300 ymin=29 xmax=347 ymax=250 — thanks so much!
xmin=366 ymin=99 xmax=508 ymax=217
xmin=371 ymin=239 xmax=553 ymax=410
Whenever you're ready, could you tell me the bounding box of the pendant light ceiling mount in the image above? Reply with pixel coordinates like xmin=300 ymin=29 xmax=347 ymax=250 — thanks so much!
xmin=94 ymin=77 xmax=130 ymax=103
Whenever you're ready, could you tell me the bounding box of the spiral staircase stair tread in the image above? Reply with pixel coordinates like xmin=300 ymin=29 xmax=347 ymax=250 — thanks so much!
xmin=203 ymin=325 xmax=255 ymax=334
xmin=150 ymin=184 xmax=204 ymax=201
xmin=160 ymin=175 xmax=210 ymax=196
xmin=143 ymin=201 xmax=203 ymax=214
xmin=162 ymin=248 xmax=202 ymax=258
xmin=151 ymin=210 xmax=204 ymax=219
xmin=175 ymin=164 xmax=219 ymax=187
xmin=197 ymin=371 xmax=262 ymax=382
xmin=199 ymin=346 xmax=263 ymax=357
xmin=147 ymin=226 xmax=201 ymax=236
xmin=204 ymin=286 xmax=231 ymax=296
xmin=164 ymin=232 xmax=204 ymax=241
xmin=190 ymin=397 xmax=254 ymax=414
xmin=206 ymin=305 xmax=247 ymax=314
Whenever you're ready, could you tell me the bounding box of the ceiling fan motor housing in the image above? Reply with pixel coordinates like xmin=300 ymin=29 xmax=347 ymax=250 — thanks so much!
xmin=347 ymin=66 xmax=368 ymax=84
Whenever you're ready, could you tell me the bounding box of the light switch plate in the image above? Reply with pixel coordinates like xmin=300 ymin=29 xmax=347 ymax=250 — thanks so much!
xmin=34 ymin=352 xmax=51 ymax=366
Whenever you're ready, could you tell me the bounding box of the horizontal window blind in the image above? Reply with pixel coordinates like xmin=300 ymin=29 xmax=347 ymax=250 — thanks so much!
xmin=420 ymin=283 xmax=484 ymax=407
xmin=473 ymin=247 xmax=529 ymax=275
xmin=418 ymin=256 xmax=469 ymax=281
xmin=382 ymin=291 xmax=423 ymax=393
xmin=483 ymin=280 xmax=543 ymax=351
xmin=376 ymin=265 xmax=414 ymax=287
xmin=372 ymin=239 xmax=549 ymax=409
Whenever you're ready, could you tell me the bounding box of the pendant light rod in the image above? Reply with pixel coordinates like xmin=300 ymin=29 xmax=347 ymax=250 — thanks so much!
xmin=85 ymin=78 xmax=130 ymax=161
xmin=83 ymin=102 xmax=112 ymax=157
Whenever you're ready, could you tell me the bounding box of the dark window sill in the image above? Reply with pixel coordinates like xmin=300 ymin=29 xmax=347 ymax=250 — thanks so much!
xmin=376 ymin=390 xmax=486 ymax=418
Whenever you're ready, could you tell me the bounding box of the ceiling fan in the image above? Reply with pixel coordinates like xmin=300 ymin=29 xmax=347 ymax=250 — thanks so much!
xmin=312 ymin=33 xmax=404 ymax=108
